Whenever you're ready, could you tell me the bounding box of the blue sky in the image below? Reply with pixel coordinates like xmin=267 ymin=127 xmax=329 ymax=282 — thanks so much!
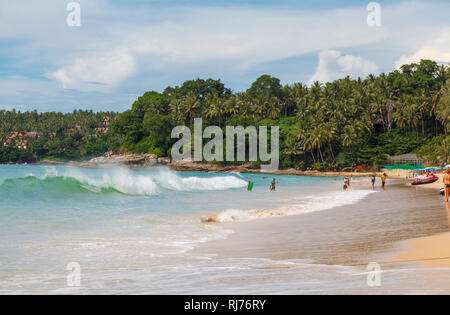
xmin=0 ymin=0 xmax=449 ymax=112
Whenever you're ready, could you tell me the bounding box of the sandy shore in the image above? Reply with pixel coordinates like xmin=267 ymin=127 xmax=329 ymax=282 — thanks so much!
xmin=384 ymin=169 xmax=447 ymax=190
xmin=389 ymin=224 xmax=450 ymax=268
xmin=192 ymin=178 xmax=450 ymax=293
xmin=383 ymin=168 xmax=450 ymax=270
xmin=194 ymin=179 xmax=448 ymax=269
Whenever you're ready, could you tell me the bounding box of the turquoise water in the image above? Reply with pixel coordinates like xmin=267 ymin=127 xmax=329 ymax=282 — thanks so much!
xmin=0 ymin=165 xmax=378 ymax=294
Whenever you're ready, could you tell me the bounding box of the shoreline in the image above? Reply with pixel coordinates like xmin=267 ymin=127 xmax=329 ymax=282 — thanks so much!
xmin=6 ymin=158 xmax=450 ymax=271
xmin=15 ymin=152 xmax=448 ymax=182
xmin=387 ymin=196 xmax=450 ymax=269
xmin=388 ymin=229 xmax=450 ymax=269
xmin=193 ymin=180 xmax=448 ymax=271
xmin=2 ymin=163 xmax=449 ymax=293
xmin=21 ymin=153 xmax=384 ymax=178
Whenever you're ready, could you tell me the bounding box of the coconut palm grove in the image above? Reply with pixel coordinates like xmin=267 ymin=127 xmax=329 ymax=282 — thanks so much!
xmin=1 ymin=59 xmax=449 ymax=170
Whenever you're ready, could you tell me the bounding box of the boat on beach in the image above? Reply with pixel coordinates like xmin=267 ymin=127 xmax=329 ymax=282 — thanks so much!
xmin=411 ymin=174 xmax=439 ymax=185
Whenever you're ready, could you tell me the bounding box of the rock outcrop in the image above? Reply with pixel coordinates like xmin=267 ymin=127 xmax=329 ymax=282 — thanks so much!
xmin=73 ymin=151 xmax=158 ymax=168
xmin=66 ymin=151 xmax=381 ymax=177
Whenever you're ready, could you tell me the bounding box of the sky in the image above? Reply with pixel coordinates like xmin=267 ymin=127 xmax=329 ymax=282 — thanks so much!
xmin=0 ymin=0 xmax=449 ymax=112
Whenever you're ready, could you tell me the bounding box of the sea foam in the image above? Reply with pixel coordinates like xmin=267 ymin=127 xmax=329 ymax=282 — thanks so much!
xmin=206 ymin=189 xmax=377 ymax=222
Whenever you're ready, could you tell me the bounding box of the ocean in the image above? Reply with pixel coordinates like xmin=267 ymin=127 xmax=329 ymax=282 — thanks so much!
xmin=0 ymin=164 xmax=382 ymax=294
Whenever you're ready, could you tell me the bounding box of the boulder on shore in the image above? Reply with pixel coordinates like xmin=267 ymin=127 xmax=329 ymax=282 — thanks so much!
xmin=76 ymin=151 xmax=158 ymax=168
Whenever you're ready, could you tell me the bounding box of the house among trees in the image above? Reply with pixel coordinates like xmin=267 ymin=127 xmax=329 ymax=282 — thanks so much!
xmin=3 ymin=131 xmax=43 ymax=147
xmin=102 ymin=116 xmax=111 ymax=125
xmin=49 ymin=132 xmax=57 ymax=138
xmin=386 ymin=153 xmax=424 ymax=166
xmin=18 ymin=140 xmax=28 ymax=149
xmin=96 ymin=117 xmax=112 ymax=133
xmin=69 ymin=125 xmax=82 ymax=133
xmin=3 ymin=137 xmax=11 ymax=146
xmin=95 ymin=126 xmax=109 ymax=134
xmin=25 ymin=132 xmax=43 ymax=140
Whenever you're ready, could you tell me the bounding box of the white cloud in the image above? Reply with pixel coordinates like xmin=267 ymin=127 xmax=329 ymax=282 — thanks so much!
xmin=46 ymin=49 xmax=135 ymax=92
xmin=2 ymin=2 xmax=388 ymax=92
xmin=0 ymin=0 xmax=449 ymax=108
xmin=0 ymin=75 xmax=135 ymax=112
xmin=395 ymin=28 xmax=450 ymax=68
xmin=308 ymin=50 xmax=378 ymax=85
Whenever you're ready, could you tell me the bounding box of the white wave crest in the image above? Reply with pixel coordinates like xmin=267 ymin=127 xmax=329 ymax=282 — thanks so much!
xmin=42 ymin=166 xmax=247 ymax=196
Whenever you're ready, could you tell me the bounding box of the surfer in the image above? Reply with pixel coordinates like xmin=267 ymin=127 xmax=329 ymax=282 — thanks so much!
xmin=444 ymin=168 xmax=450 ymax=203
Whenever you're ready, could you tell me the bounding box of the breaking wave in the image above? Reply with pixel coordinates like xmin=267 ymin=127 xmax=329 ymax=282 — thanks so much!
xmin=0 ymin=167 xmax=247 ymax=197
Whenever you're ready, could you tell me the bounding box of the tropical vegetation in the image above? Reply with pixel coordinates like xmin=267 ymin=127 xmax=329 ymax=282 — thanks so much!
xmin=1 ymin=59 xmax=449 ymax=169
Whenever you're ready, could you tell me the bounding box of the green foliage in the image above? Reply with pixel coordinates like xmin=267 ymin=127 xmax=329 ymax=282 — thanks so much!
xmin=2 ymin=60 xmax=449 ymax=169
xmin=416 ymin=135 xmax=449 ymax=165
xmin=0 ymin=110 xmax=119 ymax=162
xmin=111 ymin=60 xmax=449 ymax=170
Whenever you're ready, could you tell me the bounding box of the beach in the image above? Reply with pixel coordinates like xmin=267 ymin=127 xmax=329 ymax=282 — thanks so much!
xmin=194 ymin=178 xmax=450 ymax=293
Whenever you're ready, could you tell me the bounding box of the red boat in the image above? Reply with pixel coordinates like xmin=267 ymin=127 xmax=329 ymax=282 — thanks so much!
xmin=411 ymin=174 xmax=439 ymax=185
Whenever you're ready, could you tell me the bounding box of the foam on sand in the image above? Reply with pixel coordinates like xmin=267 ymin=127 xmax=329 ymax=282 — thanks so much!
xmin=203 ymin=189 xmax=377 ymax=222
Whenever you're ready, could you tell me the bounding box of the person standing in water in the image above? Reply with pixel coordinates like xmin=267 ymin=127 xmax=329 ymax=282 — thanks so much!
xmin=444 ymin=168 xmax=450 ymax=203
xmin=270 ymin=178 xmax=277 ymax=192
xmin=343 ymin=177 xmax=349 ymax=190
xmin=371 ymin=176 xmax=376 ymax=190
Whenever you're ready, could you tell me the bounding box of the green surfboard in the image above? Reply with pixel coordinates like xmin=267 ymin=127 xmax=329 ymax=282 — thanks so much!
xmin=247 ymin=182 xmax=254 ymax=191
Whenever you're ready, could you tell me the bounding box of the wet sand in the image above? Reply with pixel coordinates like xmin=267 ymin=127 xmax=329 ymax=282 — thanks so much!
xmin=194 ymin=180 xmax=449 ymax=268
xmin=389 ymin=227 xmax=450 ymax=268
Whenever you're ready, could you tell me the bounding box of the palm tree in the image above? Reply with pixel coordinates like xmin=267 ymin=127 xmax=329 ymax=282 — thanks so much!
xmin=182 ymin=92 xmax=201 ymax=125
xmin=283 ymin=136 xmax=304 ymax=165
xmin=205 ymin=92 xmax=226 ymax=127
xmin=341 ymin=125 xmax=356 ymax=161
xmin=415 ymin=89 xmax=430 ymax=135
xmin=253 ymin=96 xmax=267 ymax=119
xmin=169 ymin=97 xmax=184 ymax=123
xmin=436 ymin=81 xmax=450 ymax=140
xmin=323 ymin=123 xmax=337 ymax=162
xmin=308 ymin=126 xmax=326 ymax=163
xmin=393 ymin=106 xmax=409 ymax=133
xmin=224 ymin=97 xmax=238 ymax=117
xmin=267 ymin=97 xmax=281 ymax=119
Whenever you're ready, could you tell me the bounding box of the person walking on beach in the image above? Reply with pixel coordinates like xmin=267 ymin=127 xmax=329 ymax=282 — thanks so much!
xmin=371 ymin=176 xmax=376 ymax=190
xmin=444 ymin=168 xmax=450 ymax=203
xmin=381 ymin=173 xmax=387 ymax=189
